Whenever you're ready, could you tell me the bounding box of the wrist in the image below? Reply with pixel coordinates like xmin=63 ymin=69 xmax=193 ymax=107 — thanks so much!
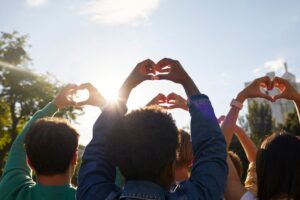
xmin=182 ymin=78 xmax=201 ymax=97
xmin=236 ymin=91 xmax=247 ymax=104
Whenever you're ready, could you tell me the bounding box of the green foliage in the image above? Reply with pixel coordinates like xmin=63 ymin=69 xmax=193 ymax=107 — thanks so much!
xmin=247 ymin=101 xmax=273 ymax=145
xmin=277 ymin=109 xmax=300 ymax=136
xmin=0 ymin=31 xmax=83 ymax=175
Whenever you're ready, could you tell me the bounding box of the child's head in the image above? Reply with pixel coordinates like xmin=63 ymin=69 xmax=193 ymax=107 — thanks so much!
xmin=25 ymin=117 xmax=79 ymax=176
xmin=106 ymin=106 xmax=179 ymax=189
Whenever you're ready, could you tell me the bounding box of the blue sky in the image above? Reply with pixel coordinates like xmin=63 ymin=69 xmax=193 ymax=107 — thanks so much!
xmin=1 ymin=0 xmax=300 ymax=145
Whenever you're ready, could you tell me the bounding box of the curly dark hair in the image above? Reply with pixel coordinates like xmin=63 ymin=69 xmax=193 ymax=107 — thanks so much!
xmin=24 ymin=117 xmax=79 ymax=175
xmin=106 ymin=106 xmax=178 ymax=189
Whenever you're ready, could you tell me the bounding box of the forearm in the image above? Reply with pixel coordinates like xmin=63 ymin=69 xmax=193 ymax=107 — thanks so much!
xmin=182 ymin=77 xmax=201 ymax=97
xmin=235 ymin=129 xmax=257 ymax=162
xmin=188 ymin=95 xmax=228 ymax=199
xmin=225 ymin=157 xmax=247 ymax=200
xmin=221 ymin=92 xmax=245 ymax=149
xmin=77 ymin=101 xmax=127 ymax=199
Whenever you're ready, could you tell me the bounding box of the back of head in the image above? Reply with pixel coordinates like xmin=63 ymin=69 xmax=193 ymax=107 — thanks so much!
xmin=228 ymin=151 xmax=243 ymax=179
xmin=106 ymin=106 xmax=178 ymax=189
xmin=256 ymin=132 xmax=300 ymax=200
xmin=25 ymin=117 xmax=79 ymax=176
xmin=176 ymin=129 xmax=193 ymax=168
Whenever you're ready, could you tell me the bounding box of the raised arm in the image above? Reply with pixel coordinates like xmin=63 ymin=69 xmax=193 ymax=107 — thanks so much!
xmin=0 ymin=84 xmax=78 ymax=198
xmin=156 ymin=58 xmax=227 ymax=199
xmin=234 ymin=126 xmax=257 ymax=162
xmin=221 ymin=76 xmax=273 ymax=149
xmin=223 ymin=76 xmax=273 ymax=199
xmin=77 ymin=59 xmax=155 ymax=200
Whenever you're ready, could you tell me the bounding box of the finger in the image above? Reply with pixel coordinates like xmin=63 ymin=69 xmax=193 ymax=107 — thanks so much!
xmin=155 ymin=58 xmax=176 ymax=71
xmin=140 ymin=59 xmax=156 ymax=75
xmin=272 ymin=93 xmax=286 ymax=101
xmin=76 ymin=100 xmax=89 ymax=107
xmin=62 ymin=84 xmax=78 ymax=92
xmin=79 ymin=83 xmax=95 ymax=90
xmin=155 ymin=74 xmax=170 ymax=80
xmin=68 ymin=100 xmax=77 ymax=106
xmin=260 ymin=93 xmax=275 ymax=102
xmin=217 ymin=115 xmax=226 ymax=123
xmin=256 ymin=76 xmax=272 ymax=90
xmin=167 ymin=105 xmax=179 ymax=110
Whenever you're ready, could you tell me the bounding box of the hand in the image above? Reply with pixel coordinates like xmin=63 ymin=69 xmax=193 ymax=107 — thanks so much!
xmin=53 ymin=84 xmax=78 ymax=109
xmin=154 ymin=58 xmax=191 ymax=85
xmin=146 ymin=93 xmax=166 ymax=107
xmin=76 ymin=83 xmax=106 ymax=109
xmin=166 ymin=93 xmax=188 ymax=111
xmin=155 ymin=58 xmax=200 ymax=97
xmin=272 ymin=77 xmax=300 ymax=102
xmin=236 ymin=76 xmax=273 ymax=103
xmin=124 ymin=59 xmax=156 ymax=89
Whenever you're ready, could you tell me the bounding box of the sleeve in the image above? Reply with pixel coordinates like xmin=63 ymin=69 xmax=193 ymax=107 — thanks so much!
xmin=0 ymin=102 xmax=58 ymax=198
xmin=244 ymin=162 xmax=258 ymax=196
xmin=77 ymin=101 xmax=127 ymax=200
xmin=183 ymin=94 xmax=228 ymax=200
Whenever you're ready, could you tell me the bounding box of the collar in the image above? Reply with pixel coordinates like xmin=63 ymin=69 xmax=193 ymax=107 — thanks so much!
xmin=121 ymin=180 xmax=166 ymax=200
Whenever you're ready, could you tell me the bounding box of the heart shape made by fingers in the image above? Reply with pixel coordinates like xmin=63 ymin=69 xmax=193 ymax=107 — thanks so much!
xmin=154 ymin=93 xmax=187 ymax=110
xmin=67 ymin=88 xmax=90 ymax=104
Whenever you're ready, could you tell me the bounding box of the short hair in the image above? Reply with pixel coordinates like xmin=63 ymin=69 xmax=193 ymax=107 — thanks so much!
xmin=24 ymin=117 xmax=79 ymax=175
xmin=228 ymin=151 xmax=243 ymax=178
xmin=256 ymin=132 xmax=300 ymax=200
xmin=106 ymin=106 xmax=178 ymax=187
xmin=176 ymin=129 xmax=193 ymax=168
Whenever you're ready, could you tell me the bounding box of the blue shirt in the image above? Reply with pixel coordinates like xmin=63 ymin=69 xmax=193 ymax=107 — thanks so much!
xmin=77 ymin=94 xmax=228 ymax=200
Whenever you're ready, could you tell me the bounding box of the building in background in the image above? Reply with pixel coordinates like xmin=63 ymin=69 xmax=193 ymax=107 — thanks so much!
xmin=245 ymin=62 xmax=300 ymax=125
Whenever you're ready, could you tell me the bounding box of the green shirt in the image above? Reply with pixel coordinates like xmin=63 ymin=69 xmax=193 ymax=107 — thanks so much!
xmin=0 ymin=102 xmax=76 ymax=200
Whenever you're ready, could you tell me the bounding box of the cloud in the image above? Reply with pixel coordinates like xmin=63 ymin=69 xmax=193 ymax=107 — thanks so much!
xmin=26 ymin=0 xmax=47 ymax=7
xmin=80 ymin=0 xmax=160 ymax=25
xmin=263 ymin=58 xmax=286 ymax=72
xmin=252 ymin=57 xmax=286 ymax=76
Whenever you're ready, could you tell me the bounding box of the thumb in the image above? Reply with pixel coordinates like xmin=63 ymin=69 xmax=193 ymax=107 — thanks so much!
xmin=260 ymin=93 xmax=275 ymax=102
xmin=273 ymin=93 xmax=285 ymax=101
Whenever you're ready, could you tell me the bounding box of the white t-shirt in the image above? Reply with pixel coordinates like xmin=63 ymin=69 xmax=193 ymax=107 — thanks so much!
xmin=240 ymin=191 xmax=258 ymax=200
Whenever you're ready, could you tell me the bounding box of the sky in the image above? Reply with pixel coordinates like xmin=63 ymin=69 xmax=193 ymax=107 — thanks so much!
xmin=1 ymin=0 xmax=300 ymax=145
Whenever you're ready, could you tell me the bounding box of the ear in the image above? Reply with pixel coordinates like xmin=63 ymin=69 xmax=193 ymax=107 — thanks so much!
xmin=71 ymin=150 xmax=78 ymax=166
xmin=26 ymin=155 xmax=35 ymax=170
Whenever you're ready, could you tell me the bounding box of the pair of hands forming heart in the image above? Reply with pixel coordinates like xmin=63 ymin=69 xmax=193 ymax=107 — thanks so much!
xmin=237 ymin=76 xmax=300 ymax=103
xmin=53 ymin=83 xmax=106 ymax=109
xmin=147 ymin=93 xmax=188 ymax=111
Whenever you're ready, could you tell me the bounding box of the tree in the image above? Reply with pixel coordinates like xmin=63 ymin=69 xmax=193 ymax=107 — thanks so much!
xmin=0 ymin=31 xmax=82 ymax=174
xmin=246 ymin=101 xmax=273 ymax=145
xmin=277 ymin=109 xmax=300 ymax=136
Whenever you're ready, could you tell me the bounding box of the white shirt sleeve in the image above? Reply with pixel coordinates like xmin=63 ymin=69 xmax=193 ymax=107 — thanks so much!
xmin=240 ymin=191 xmax=258 ymax=200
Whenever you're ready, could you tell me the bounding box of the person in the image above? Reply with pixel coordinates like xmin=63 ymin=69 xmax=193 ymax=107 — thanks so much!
xmin=222 ymin=76 xmax=300 ymax=200
xmin=147 ymin=93 xmax=193 ymax=184
xmin=0 ymin=83 xmax=106 ymax=200
xmin=77 ymin=58 xmax=228 ymax=199
xmin=219 ymin=115 xmax=258 ymax=195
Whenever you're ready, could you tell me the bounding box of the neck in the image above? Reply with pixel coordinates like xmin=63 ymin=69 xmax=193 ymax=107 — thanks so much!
xmin=37 ymin=173 xmax=70 ymax=186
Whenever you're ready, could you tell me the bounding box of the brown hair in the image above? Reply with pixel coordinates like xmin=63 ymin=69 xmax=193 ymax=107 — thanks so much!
xmin=228 ymin=151 xmax=243 ymax=178
xmin=25 ymin=117 xmax=79 ymax=175
xmin=176 ymin=129 xmax=193 ymax=168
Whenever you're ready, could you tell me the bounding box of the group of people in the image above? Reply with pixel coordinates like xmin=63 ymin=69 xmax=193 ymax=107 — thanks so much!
xmin=0 ymin=58 xmax=299 ymax=200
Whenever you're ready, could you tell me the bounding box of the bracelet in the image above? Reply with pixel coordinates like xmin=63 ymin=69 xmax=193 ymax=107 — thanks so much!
xmin=230 ymin=99 xmax=243 ymax=110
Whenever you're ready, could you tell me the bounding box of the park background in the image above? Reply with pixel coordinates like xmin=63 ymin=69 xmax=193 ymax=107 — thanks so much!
xmin=1 ymin=0 xmax=300 ymax=183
